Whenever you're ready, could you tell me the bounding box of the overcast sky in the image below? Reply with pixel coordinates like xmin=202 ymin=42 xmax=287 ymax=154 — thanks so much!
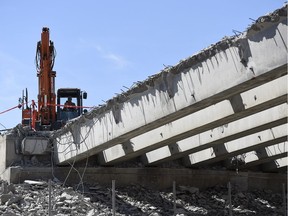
xmin=0 ymin=1 xmax=285 ymax=129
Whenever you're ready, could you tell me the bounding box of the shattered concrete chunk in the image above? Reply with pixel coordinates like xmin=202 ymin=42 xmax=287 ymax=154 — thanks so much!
xmin=24 ymin=180 xmax=47 ymax=186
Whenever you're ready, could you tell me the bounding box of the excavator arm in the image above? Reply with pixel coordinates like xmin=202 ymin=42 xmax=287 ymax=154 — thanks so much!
xmin=36 ymin=27 xmax=56 ymax=129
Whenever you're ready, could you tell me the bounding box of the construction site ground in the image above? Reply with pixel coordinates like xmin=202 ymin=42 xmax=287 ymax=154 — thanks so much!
xmin=0 ymin=175 xmax=286 ymax=216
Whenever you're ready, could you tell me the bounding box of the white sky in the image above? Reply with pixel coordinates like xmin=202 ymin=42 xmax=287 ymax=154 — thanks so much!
xmin=0 ymin=0 xmax=285 ymax=129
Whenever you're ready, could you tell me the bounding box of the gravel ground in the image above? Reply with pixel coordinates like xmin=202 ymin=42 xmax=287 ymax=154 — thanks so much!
xmin=0 ymin=179 xmax=285 ymax=216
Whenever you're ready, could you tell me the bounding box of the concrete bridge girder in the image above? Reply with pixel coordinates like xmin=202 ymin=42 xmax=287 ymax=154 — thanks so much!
xmin=182 ymin=124 xmax=287 ymax=167
xmin=141 ymin=75 xmax=287 ymax=164
xmin=54 ymin=11 xmax=287 ymax=165
xmin=143 ymin=105 xmax=287 ymax=166
xmin=97 ymin=76 xmax=287 ymax=165
xmin=239 ymin=142 xmax=288 ymax=169
xmin=101 ymin=103 xmax=287 ymax=166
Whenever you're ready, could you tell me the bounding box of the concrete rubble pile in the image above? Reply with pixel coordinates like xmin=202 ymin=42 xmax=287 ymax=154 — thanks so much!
xmin=0 ymin=179 xmax=285 ymax=216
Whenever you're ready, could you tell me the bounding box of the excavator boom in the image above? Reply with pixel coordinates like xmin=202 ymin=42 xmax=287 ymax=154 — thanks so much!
xmin=36 ymin=27 xmax=56 ymax=129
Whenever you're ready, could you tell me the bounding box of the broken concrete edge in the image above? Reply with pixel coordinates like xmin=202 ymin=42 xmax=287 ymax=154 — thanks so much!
xmin=247 ymin=4 xmax=288 ymax=35
xmin=52 ymin=4 xmax=287 ymax=137
xmin=100 ymin=4 xmax=287 ymax=107
xmin=0 ymin=166 xmax=286 ymax=193
xmin=1 ymin=126 xmax=53 ymax=157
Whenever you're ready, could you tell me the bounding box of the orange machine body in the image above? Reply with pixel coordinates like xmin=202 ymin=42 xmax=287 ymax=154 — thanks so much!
xmin=21 ymin=27 xmax=86 ymax=131
xmin=21 ymin=27 xmax=56 ymax=130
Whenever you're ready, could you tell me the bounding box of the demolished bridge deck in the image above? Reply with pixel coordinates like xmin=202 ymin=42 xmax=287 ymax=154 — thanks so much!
xmin=53 ymin=5 xmax=287 ymax=171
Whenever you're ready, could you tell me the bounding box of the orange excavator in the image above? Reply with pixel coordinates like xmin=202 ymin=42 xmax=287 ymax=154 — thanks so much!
xmin=21 ymin=27 xmax=87 ymax=131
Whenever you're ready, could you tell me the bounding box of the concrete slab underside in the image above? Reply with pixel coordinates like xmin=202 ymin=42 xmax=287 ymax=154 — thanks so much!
xmin=239 ymin=142 xmax=287 ymax=169
xmin=1 ymin=167 xmax=286 ymax=193
xmin=183 ymin=124 xmax=287 ymax=167
xmin=101 ymin=99 xmax=287 ymax=165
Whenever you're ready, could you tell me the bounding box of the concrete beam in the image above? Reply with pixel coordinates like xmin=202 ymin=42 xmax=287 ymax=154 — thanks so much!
xmin=55 ymin=15 xmax=287 ymax=165
xmin=144 ymin=107 xmax=287 ymax=166
xmin=182 ymin=124 xmax=287 ymax=167
xmin=238 ymin=142 xmax=287 ymax=169
xmin=100 ymin=100 xmax=287 ymax=165
xmin=141 ymin=76 xmax=287 ymax=164
xmin=0 ymin=134 xmax=21 ymax=172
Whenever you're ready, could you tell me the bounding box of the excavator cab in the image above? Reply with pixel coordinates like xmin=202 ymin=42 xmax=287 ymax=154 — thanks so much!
xmin=56 ymin=88 xmax=87 ymax=128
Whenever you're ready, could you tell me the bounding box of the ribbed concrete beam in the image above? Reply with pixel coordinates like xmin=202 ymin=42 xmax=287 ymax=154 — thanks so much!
xmin=238 ymin=142 xmax=287 ymax=169
xmin=99 ymin=103 xmax=287 ymax=165
xmin=261 ymin=156 xmax=288 ymax=172
xmin=143 ymin=105 xmax=286 ymax=166
xmin=98 ymin=77 xmax=287 ymax=165
xmin=182 ymin=124 xmax=287 ymax=167
xmin=54 ymin=10 xmax=287 ymax=165
xmin=141 ymin=76 xmax=287 ymax=165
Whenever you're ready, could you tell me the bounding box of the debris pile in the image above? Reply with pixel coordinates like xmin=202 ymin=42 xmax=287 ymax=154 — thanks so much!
xmin=0 ymin=179 xmax=285 ymax=215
